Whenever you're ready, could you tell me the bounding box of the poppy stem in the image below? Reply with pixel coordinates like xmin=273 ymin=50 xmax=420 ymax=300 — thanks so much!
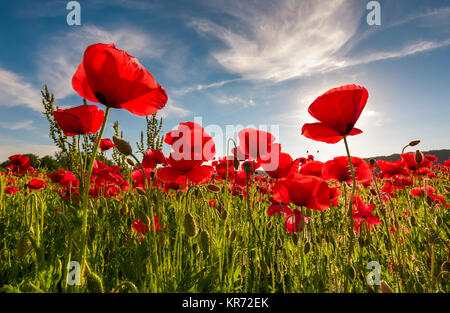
xmin=343 ymin=136 xmax=356 ymax=219
xmin=79 ymin=106 xmax=110 ymax=288
xmin=343 ymin=135 xmax=356 ymax=292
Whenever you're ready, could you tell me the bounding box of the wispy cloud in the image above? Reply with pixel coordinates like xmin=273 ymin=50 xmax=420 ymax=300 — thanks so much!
xmin=158 ymin=99 xmax=191 ymax=119
xmin=0 ymin=68 xmax=42 ymax=112
xmin=212 ymin=95 xmax=255 ymax=108
xmin=173 ymin=79 xmax=240 ymax=96
xmin=0 ymin=120 xmax=34 ymax=130
xmin=190 ymin=0 xmax=450 ymax=83
xmin=38 ymin=25 xmax=166 ymax=99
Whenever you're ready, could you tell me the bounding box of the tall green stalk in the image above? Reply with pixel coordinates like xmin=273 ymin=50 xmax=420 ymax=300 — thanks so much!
xmin=79 ymin=106 xmax=110 ymax=284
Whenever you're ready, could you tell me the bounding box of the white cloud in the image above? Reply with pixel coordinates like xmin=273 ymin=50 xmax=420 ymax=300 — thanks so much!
xmin=38 ymin=25 xmax=165 ymax=99
xmin=158 ymin=99 xmax=191 ymax=118
xmin=0 ymin=144 xmax=59 ymax=162
xmin=190 ymin=0 xmax=450 ymax=82
xmin=0 ymin=120 xmax=34 ymax=130
xmin=213 ymin=95 xmax=255 ymax=108
xmin=173 ymin=79 xmax=239 ymax=96
xmin=0 ymin=68 xmax=42 ymax=112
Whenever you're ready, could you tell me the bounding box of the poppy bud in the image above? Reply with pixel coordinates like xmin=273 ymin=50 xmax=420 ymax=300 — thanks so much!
xmin=136 ymin=187 xmax=146 ymax=196
xmin=119 ymin=281 xmax=138 ymax=293
xmin=112 ymin=136 xmax=132 ymax=156
xmin=16 ymin=233 xmax=31 ymax=259
xmin=233 ymin=158 xmax=240 ymax=171
xmin=207 ymin=184 xmax=220 ymax=193
xmin=408 ymin=140 xmax=421 ymax=147
xmin=379 ymin=280 xmax=394 ymax=293
xmin=414 ymin=150 xmax=424 ymax=164
xmin=183 ymin=213 xmax=198 ymax=237
xmin=243 ymin=161 xmax=252 ymax=174
xmin=86 ymin=273 xmax=104 ymax=293
xmin=200 ymin=230 xmax=210 ymax=255
xmin=126 ymin=158 xmax=135 ymax=167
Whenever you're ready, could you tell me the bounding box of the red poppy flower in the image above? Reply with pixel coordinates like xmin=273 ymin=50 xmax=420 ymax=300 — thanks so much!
xmin=267 ymin=203 xmax=292 ymax=217
xmin=410 ymin=186 xmax=436 ymax=197
xmin=352 ymin=196 xmax=382 ymax=232
xmin=72 ymin=43 xmax=168 ymax=116
xmin=425 ymin=154 xmax=438 ymax=163
xmin=285 ymin=209 xmax=305 ymax=234
xmin=164 ymin=122 xmax=215 ymax=161
xmin=142 ymin=149 xmax=167 ymax=169
xmin=272 ymin=174 xmax=330 ymax=211
xmin=48 ymin=169 xmax=79 ymax=188
xmin=53 ymin=104 xmax=104 ymax=136
xmin=7 ymin=154 xmax=34 ymax=175
xmin=322 ymin=156 xmax=371 ymax=183
xmin=301 ymin=85 xmax=368 ymax=143
xmin=158 ymin=153 xmax=214 ymax=185
xmin=261 ymin=152 xmax=299 ymax=179
xmin=376 ymin=159 xmax=409 ymax=178
xmin=400 ymin=153 xmax=431 ymax=170
xmin=214 ymin=156 xmax=236 ymax=179
xmin=208 ymin=199 xmax=217 ymax=207
xmin=27 ymin=179 xmax=46 ymax=191
xmin=99 ymin=138 xmax=115 ymax=151
xmin=299 ymin=160 xmax=324 ymax=178
xmin=236 ymin=128 xmax=280 ymax=162
xmin=5 ymin=186 xmax=19 ymax=194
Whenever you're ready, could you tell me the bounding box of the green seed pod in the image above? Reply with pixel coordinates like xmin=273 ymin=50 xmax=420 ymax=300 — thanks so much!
xmin=304 ymin=241 xmax=312 ymax=254
xmin=348 ymin=266 xmax=356 ymax=280
xmin=16 ymin=234 xmax=31 ymax=259
xmin=126 ymin=158 xmax=135 ymax=167
xmin=259 ymin=259 xmax=271 ymax=276
xmin=200 ymin=230 xmax=210 ymax=255
xmin=192 ymin=243 xmax=200 ymax=255
xmin=413 ymin=281 xmax=424 ymax=293
xmin=242 ymin=161 xmax=252 ymax=174
xmin=229 ymin=230 xmax=237 ymax=242
xmin=183 ymin=213 xmax=198 ymax=237
xmin=276 ymin=270 xmax=283 ymax=284
xmin=86 ymin=273 xmax=104 ymax=293
xmin=119 ymin=281 xmax=138 ymax=293
xmin=207 ymin=184 xmax=221 ymax=193
xmin=136 ymin=187 xmax=146 ymax=196
xmin=441 ymin=261 xmax=450 ymax=273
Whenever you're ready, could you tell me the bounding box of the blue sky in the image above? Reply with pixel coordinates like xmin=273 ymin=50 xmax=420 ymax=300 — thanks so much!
xmin=0 ymin=0 xmax=449 ymax=162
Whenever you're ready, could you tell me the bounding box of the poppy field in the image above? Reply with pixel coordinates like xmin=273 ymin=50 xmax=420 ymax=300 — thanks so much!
xmin=0 ymin=43 xmax=449 ymax=294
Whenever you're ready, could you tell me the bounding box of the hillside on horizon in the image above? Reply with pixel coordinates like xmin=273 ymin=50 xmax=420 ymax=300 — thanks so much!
xmin=364 ymin=149 xmax=450 ymax=164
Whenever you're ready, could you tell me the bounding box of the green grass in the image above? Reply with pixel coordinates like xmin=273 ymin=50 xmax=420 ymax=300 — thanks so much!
xmin=0 ymin=169 xmax=449 ymax=293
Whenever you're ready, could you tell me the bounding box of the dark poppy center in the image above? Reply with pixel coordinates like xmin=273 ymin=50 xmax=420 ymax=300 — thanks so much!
xmin=345 ymin=123 xmax=354 ymax=135
xmin=94 ymin=92 xmax=108 ymax=106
